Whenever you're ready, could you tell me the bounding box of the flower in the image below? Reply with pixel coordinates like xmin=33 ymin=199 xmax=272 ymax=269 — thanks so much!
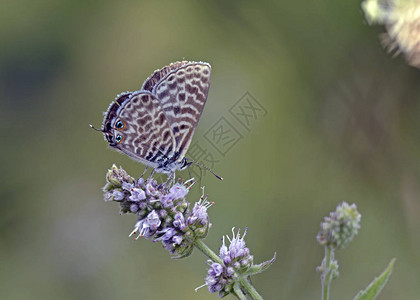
xmin=129 ymin=187 xmax=146 ymax=202
xmin=102 ymin=165 xmax=276 ymax=297
xmin=173 ymin=212 xmax=187 ymax=232
xmin=206 ymin=263 xmax=225 ymax=293
xmin=169 ymin=182 xmax=189 ymax=200
xmin=121 ymin=181 xmax=134 ymax=191
xmin=104 ymin=189 xmax=125 ymax=202
xmin=201 ymin=227 xmax=275 ymax=297
xmin=187 ymin=188 xmax=212 ymax=238
xmin=153 ymin=189 xmax=212 ymax=258
xmin=130 ymin=210 xmax=161 ymax=239
xmin=187 ymin=193 xmax=212 ymax=227
xmin=204 ymin=228 xmax=253 ymax=297
xmin=159 ymin=180 xmax=193 ymax=208
xmin=104 ymin=164 xmax=135 ymax=189
xmin=157 ymin=226 xmax=192 ymax=257
xmin=362 ymin=0 xmax=420 ymax=68
xmin=145 ymin=179 xmax=160 ymax=197
xmin=103 ymin=165 xmax=211 ymax=258
xmin=317 ymin=202 xmax=361 ymax=249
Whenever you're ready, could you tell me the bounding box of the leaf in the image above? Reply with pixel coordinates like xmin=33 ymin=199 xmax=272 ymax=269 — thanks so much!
xmin=243 ymin=252 xmax=276 ymax=276
xmin=353 ymin=258 xmax=396 ymax=300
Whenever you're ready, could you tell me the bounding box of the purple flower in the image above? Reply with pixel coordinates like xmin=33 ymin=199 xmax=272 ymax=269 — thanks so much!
xmin=104 ymin=189 xmax=125 ymax=202
xmin=172 ymin=235 xmax=183 ymax=245
xmin=220 ymin=239 xmax=231 ymax=265
xmin=130 ymin=210 xmax=161 ymax=239
xmin=203 ymin=228 xmax=254 ymax=296
xmin=129 ymin=187 xmax=146 ymax=202
xmin=137 ymin=177 xmax=145 ymax=188
xmin=228 ymin=228 xmax=247 ymax=260
xmin=205 ymin=262 xmax=232 ymax=295
xmin=103 ymin=165 xmax=276 ymax=298
xmin=158 ymin=227 xmax=177 ymax=242
xmin=146 ymin=180 xmax=160 ymax=197
xmin=104 ymin=166 xmax=205 ymax=258
xmin=160 ymin=193 xmax=174 ymax=208
xmin=169 ymin=183 xmax=189 ymax=200
xmin=121 ymin=181 xmax=134 ymax=191
xmin=187 ymin=195 xmax=212 ymax=226
xmin=209 ymin=263 xmax=224 ymax=277
xmin=173 ymin=212 xmax=187 ymax=231
xmin=130 ymin=204 xmax=139 ymax=213
xmin=157 ymin=227 xmax=187 ymax=255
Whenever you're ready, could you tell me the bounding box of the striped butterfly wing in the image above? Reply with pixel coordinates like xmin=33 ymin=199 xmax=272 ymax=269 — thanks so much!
xmin=111 ymin=91 xmax=177 ymax=167
xmin=142 ymin=61 xmax=211 ymax=160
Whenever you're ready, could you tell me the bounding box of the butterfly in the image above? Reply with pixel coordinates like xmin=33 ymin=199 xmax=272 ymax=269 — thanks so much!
xmin=92 ymin=61 xmax=221 ymax=179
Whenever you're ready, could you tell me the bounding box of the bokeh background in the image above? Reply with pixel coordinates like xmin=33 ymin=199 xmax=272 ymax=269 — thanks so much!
xmin=1 ymin=1 xmax=419 ymax=299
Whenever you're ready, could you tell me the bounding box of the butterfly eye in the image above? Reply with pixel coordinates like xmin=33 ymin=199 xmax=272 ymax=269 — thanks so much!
xmin=115 ymin=134 xmax=123 ymax=143
xmin=115 ymin=120 xmax=124 ymax=129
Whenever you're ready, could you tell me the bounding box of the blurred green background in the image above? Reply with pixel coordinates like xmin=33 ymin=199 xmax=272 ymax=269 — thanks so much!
xmin=1 ymin=0 xmax=419 ymax=299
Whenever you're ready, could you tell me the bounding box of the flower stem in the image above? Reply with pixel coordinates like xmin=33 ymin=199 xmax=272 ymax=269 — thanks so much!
xmin=239 ymin=276 xmax=264 ymax=300
xmin=322 ymin=247 xmax=333 ymax=300
xmin=193 ymin=239 xmax=223 ymax=264
xmin=233 ymin=283 xmax=247 ymax=300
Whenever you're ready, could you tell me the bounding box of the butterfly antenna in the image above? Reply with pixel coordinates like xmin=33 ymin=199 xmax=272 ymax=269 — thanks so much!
xmin=89 ymin=124 xmax=103 ymax=132
xmin=190 ymin=160 xmax=223 ymax=181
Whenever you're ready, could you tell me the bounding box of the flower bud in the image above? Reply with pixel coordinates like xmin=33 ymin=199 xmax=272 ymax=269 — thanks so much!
xmin=317 ymin=202 xmax=361 ymax=249
xmin=105 ymin=164 xmax=134 ymax=188
xmin=362 ymin=0 xmax=420 ymax=68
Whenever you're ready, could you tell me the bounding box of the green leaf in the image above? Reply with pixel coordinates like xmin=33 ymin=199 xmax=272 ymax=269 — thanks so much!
xmin=243 ymin=252 xmax=276 ymax=276
xmin=353 ymin=258 xmax=396 ymax=300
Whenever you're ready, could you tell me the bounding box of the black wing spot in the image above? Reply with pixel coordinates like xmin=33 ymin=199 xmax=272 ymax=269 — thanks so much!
xmin=138 ymin=118 xmax=146 ymax=126
xmin=141 ymin=95 xmax=149 ymax=103
xmin=178 ymin=93 xmax=185 ymax=101
xmin=157 ymin=113 xmax=165 ymax=125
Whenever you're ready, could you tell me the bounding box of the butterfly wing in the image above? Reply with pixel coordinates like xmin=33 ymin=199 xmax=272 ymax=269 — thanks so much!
xmin=142 ymin=61 xmax=211 ymax=160
xmin=110 ymin=91 xmax=177 ymax=168
xmin=142 ymin=61 xmax=190 ymax=91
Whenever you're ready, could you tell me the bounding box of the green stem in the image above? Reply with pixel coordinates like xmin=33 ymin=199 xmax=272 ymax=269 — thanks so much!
xmin=233 ymin=283 xmax=247 ymax=300
xmin=322 ymin=247 xmax=333 ymax=300
xmin=239 ymin=276 xmax=264 ymax=300
xmin=193 ymin=239 xmax=223 ymax=264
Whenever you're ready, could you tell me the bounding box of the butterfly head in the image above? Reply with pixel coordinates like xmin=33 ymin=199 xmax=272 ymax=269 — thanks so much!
xmin=179 ymin=158 xmax=193 ymax=171
xmin=97 ymin=92 xmax=133 ymax=147
xmin=102 ymin=119 xmax=127 ymax=147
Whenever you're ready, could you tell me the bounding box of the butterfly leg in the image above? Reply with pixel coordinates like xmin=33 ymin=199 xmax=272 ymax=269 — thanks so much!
xmin=146 ymin=169 xmax=156 ymax=182
xmin=139 ymin=166 xmax=149 ymax=178
xmin=164 ymin=172 xmax=175 ymax=188
xmin=198 ymin=166 xmax=204 ymax=187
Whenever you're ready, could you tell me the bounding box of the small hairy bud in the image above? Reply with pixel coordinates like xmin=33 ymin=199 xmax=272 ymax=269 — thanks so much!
xmin=317 ymin=202 xmax=361 ymax=250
